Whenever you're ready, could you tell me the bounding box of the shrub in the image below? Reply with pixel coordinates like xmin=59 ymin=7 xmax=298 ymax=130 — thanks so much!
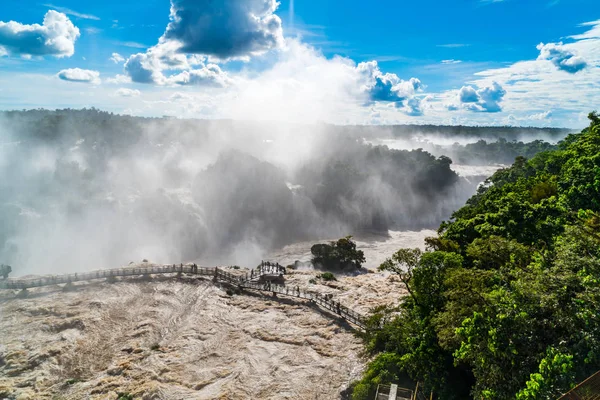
xmin=318 ymin=272 xmax=337 ymax=281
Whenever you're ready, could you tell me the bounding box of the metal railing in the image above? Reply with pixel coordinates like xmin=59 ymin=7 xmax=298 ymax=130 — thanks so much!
xmin=1 ymin=262 xmax=367 ymax=329
xmin=558 ymin=370 xmax=600 ymax=400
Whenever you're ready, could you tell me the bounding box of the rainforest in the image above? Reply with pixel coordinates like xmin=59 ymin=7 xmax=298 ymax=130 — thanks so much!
xmin=354 ymin=112 xmax=600 ymax=399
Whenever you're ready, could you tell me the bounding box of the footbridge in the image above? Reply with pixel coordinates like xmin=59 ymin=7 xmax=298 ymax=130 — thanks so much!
xmin=0 ymin=262 xmax=367 ymax=330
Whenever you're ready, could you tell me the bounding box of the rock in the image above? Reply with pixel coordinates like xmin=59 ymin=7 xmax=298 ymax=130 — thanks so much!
xmin=107 ymin=366 xmax=123 ymax=376
xmin=0 ymin=385 xmax=12 ymax=398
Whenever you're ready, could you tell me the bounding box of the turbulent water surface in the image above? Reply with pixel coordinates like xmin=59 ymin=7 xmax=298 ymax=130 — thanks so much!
xmin=0 ymin=231 xmax=431 ymax=400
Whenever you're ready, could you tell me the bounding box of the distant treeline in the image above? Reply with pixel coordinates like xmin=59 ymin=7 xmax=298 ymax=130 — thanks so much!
xmin=429 ymin=138 xmax=558 ymax=165
xmin=336 ymin=123 xmax=574 ymax=141
xmin=1 ymin=108 xmax=574 ymax=141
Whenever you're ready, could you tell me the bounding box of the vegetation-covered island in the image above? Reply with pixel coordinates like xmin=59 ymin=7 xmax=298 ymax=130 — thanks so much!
xmin=353 ymin=112 xmax=600 ymax=399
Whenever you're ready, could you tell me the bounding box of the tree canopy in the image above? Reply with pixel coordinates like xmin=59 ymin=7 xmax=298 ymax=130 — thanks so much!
xmin=311 ymin=236 xmax=366 ymax=270
xmin=354 ymin=112 xmax=600 ymax=399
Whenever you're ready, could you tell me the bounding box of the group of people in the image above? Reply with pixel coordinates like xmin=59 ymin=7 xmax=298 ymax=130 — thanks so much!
xmin=170 ymin=263 xmax=199 ymax=274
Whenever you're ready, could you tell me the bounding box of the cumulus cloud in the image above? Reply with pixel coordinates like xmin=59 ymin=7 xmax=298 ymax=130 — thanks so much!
xmin=458 ymin=86 xmax=480 ymax=103
xmin=162 ymin=0 xmax=284 ymax=59
xmin=166 ymin=64 xmax=232 ymax=87
xmin=110 ymin=52 xmax=125 ymax=63
xmin=454 ymin=82 xmax=506 ymax=113
xmin=124 ymin=52 xmax=163 ymax=83
xmin=0 ymin=10 xmax=80 ymax=57
xmin=57 ymin=68 xmax=100 ymax=84
xmin=537 ymin=42 xmax=587 ymax=73
xmin=528 ymin=110 xmax=552 ymax=120
xmin=401 ymin=97 xmax=424 ymax=116
xmin=116 ymin=0 xmax=422 ymax=119
xmin=357 ymin=61 xmax=423 ymax=110
xmin=115 ymin=88 xmax=140 ymax=97
xmin=455 ymin=20 xmax=600 ymax=124
xmin=122 ymin=0 xmax=284 ymax=85
xmin=124 ymin=43 xmax=232 ymax=87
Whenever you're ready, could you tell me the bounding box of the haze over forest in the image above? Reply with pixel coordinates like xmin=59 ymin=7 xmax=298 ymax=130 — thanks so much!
xmin=0 ymin=109 xmax=569 ymax=275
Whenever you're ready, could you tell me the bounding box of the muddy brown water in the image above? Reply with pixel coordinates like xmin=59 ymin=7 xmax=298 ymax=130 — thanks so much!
xmin=0 ymin=230 xmax=432 ymax=399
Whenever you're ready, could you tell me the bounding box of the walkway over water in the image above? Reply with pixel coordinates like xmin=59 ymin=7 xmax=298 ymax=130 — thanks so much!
xmin=0 ymin=262 xmax=367 ymax=330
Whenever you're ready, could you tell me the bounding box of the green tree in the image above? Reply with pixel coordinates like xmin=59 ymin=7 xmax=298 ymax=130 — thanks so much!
xmin=311 ymin=236 xmax=366 ymax=270
xmin=355 ymin=112 xmax=600 ymax=399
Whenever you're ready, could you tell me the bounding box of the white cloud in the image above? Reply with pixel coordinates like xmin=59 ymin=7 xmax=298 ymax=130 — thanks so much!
xmin=115 ymin=88 xmax=140 ymax=97
xmin=42 ymin=4 xmax=100 ymax=20
xmin=6 ymin=0 xmax=598 ymax=128
xmin=111 ymin=41 xmax=148 ymax=49
xmin=458 ymin=86 xmax=479 ymax=103
xmin=169 ymin=92 xmax=193 ymax=102
xmin=528 ymin=110 xmax=552 ymax=120
xmin=457 ymin=82 xmax=506 ymax=112
xmin=106 ymin=74 xmax=131 ymax=84
xmin=57 ymin=68 xmax=100 ymax=84
xmin=462 ymin=20 xmax=600 ymax=121
xmin=216 ymin=40 xmax=427 ymax=123
xmin=421 ymin=19 xmax=600 ymax=126
xmin=124 ymin=41 xmax=233 ymax=87
xmin=569 ymin=20 xmax=600 ymax=41
xmin=161 ymin=0 xmax=284 ymax=59
xmin=122 ymin=0 xmax=285 ymax=85
xmin=356 ymin=60 xmax=423 ymax=113
xmin=537 ymin=42 xmax=587 ymax=73
xmin=401 ymin=97 xmax=424 ymax=116
xmin=166 ymin=64 xmax=233 ymax=87
xmin=0 ymin=10 xmax=80 ymax=57
xmin=110 ymin=52 xmax=125 ymax=64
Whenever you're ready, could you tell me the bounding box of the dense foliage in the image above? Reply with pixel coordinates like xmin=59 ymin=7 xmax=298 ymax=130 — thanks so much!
xmin=442 ymin=139 xmax=557 ymax=165
xmin=311 ymin=236 xmax=366 ymax=270
xmin=354 ymin=113 xmax=600 ymax=399
xmin=296 ymin=143 xmax=463 ymax=231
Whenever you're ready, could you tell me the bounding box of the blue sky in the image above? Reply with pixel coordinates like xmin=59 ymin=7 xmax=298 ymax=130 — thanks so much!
xmin=0 ymin=0 xmax=598 ymax=127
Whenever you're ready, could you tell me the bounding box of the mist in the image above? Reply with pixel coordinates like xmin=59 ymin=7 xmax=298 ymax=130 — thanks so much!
xmin=0 ymin=109 xmax=560 ymax=276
